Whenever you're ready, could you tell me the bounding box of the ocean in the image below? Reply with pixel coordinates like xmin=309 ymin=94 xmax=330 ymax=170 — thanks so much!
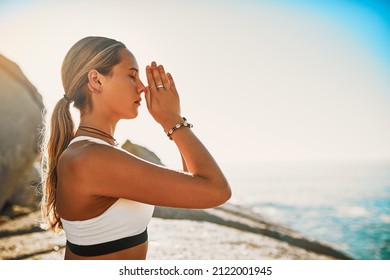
xmin=223 ymin=160 xmax=390 ymax=260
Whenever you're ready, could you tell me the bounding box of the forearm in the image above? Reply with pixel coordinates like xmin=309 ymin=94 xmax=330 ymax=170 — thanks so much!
xmin=180 ymin=153 xmax=188 ymax=172
xmin=170 ymin=126 xmax=228 ymax=187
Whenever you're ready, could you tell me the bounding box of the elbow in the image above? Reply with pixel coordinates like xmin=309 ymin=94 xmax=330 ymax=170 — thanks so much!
xmin=210 ymin=180 xmax=232 ymax=207
xmin=221 ymin=181 xmax=232 ymax=204
xmin=192 ymin=175 xmax=232 ymax=209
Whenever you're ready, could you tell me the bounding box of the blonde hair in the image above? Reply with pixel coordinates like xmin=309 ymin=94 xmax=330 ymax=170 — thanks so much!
xmin=41 ymin=36 xmax=125 ymax=233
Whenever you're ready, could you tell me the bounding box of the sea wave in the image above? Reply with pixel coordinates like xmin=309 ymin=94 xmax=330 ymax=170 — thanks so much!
xmin=379 ymin=214 xmax=390 ymax=224
xmin=335 ymin=206 xmax=371 ymax=218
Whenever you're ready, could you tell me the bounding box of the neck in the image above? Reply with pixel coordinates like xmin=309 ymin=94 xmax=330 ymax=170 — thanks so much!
xmin=77 ymin=112 xmax=119 ymax=145
xmin=79 ymin=112 xmax=118 ymax=135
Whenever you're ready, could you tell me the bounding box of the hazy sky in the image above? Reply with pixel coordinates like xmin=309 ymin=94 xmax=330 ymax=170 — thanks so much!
xmin=1 ymin=0 xmax=389 ymax=168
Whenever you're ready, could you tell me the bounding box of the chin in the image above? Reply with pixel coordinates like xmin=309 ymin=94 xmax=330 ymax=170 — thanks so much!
xmin=123 ymin=111 xmax=138 ymax=120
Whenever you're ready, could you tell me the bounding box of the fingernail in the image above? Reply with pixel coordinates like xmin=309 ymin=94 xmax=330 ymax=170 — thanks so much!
xmin=151 ymin=61 xmax=156 ymax=66
xmin=159 ymin=65 xmax=164 ymax=70
xmin=146 ymin=65 xmax=151 ymax=71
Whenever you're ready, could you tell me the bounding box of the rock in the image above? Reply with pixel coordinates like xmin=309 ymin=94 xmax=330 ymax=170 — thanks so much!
xmin=121 ymin=140 xmax=163 ymax=165
xmin=153 ymin=203 xmax=352 ymax=259
xmin=0 ymin=55 xmax=44 ymax=212
xmin=8 ymin=162 xmax=41 ymax=209
xmin=0 ymin=210 xmax=335 ymax=260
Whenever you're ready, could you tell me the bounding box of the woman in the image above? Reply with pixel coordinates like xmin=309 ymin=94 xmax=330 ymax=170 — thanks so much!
xmin=41 ymin=36 xmax=231 ymax=260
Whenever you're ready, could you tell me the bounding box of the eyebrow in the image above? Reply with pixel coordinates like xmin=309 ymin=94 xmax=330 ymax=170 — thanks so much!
xmin=129 ymin=67 xmax=139 ymax=72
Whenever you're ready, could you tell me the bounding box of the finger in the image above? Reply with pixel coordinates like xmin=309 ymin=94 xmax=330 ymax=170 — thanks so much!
xmin=145 ymin=86 xmax=152 ymax=110
xmin=159 ymin=65 xmax=170 ymax=89
xmin=167 ymin=72 xmax=178 ymax=95
xmin=151 ymin=61 xmax=163 ymax=89
xmin=146 ymin=65 xmax=156 ymax=89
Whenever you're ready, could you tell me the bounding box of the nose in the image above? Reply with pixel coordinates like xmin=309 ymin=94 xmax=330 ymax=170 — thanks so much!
xmin=137 ymin=79 xmax=146 ymax=95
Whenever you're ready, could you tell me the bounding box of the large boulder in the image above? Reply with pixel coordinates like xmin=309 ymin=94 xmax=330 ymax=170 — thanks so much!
xmin=0 ymin=55 xmax=44 ymax=212
xmin=121 ymin=140 xmax=163 ymax=165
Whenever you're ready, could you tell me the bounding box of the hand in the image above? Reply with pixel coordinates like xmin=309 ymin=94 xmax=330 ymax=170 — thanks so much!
xmin=145 ymin=61 xmax=182 ymax=131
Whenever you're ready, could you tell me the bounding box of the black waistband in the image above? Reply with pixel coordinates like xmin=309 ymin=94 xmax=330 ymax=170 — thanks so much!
xmin=66 ymin=228 xmax=148 ymax=257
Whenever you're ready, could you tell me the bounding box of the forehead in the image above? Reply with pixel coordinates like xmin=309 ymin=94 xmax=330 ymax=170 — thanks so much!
xmin=117 ymin=48 xmax=139 ymax=70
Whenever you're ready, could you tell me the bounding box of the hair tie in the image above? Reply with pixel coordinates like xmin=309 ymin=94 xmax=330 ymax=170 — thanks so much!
xmin=63 ymin=94 xmax=71 ymax=102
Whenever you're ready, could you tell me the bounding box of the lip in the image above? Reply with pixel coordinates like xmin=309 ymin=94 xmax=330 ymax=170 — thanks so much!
xmin=134 ymin=99 xmax=142 ymax=105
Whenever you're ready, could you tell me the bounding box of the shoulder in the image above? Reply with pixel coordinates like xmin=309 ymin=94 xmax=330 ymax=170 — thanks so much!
xmin=56 ymin=140 xmax=160 ymax=200
xmin=58 ymin=141 xmax=132 ymax=174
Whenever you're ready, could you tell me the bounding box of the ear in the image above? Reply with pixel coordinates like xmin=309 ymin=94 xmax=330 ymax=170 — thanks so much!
xmin=87 ymin=69 xmax=102 ymax=93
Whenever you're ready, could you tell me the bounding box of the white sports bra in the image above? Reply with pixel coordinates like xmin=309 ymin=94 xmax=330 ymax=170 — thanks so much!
xmin=60 ymin=136 xmax=155 ymax=256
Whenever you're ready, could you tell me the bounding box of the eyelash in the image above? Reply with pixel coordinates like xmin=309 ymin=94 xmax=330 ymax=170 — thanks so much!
xmin=129 ymin=75 xmax=136 ymax=80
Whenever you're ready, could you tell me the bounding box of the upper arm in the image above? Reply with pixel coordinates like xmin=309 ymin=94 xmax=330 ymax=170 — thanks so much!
xmin=71 ymin=145 xmax=230 ymax=209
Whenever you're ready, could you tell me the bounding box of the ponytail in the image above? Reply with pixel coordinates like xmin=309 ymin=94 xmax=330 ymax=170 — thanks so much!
xmin=41 ymin=97 xmax=74 ymax=233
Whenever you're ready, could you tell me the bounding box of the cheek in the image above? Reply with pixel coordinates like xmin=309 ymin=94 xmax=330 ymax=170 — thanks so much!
xmin=120 ymin=77 xmax=136 ymax=93
xmin=111 ymin=81 xmax=130 ymax=99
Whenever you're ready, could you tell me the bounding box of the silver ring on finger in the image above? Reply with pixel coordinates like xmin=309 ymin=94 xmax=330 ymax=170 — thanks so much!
xmin=157 ymin=84 xmax=164 ymax=89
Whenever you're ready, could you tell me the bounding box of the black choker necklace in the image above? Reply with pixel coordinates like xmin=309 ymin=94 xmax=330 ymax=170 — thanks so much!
xmin=78 ymin=125 xmax=118 ymax=146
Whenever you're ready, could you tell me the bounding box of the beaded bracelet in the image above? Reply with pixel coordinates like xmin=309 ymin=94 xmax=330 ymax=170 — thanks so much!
xmin=165 ymin=117 xmax=193 ymax=140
